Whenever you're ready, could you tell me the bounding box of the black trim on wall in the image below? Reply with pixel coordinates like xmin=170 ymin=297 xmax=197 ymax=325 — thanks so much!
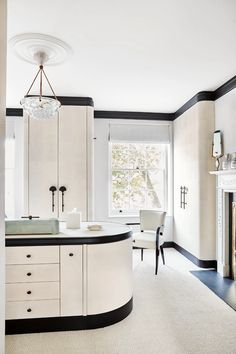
xmin=174 ymin=91 xmax=215 ymax=119
xmin=6 ymin=297 xmax=133 ymax=335
xmin=54 ymin=96 xmax=94 ymax=107
xmin=6 ymin=108 xmax=23 ymax=116
xmin=214 ymin=75 xmax=236 ymax=101
xmin=6 ymin=97 xmax=94 ymax=117
xmin=173 ymin=242 xmax=217 ymax=269
xmin=94 ymin=110 xmax=174 ymax=121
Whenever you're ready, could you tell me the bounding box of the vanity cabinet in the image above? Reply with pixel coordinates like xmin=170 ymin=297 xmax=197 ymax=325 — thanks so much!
xmin=24 ymin=105 xmax=94 ymax=220
xmin=5 ymin=246 xmax=60 ymax=320
xmin=5 ymin=223 xmax=133 ymax=334
xmin=87 ymin=239 xmax=132 ymax=315
xmin=60 ymin=245 xmax=83 ymax=316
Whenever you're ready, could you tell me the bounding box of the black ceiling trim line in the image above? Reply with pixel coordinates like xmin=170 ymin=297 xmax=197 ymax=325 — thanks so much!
xmin=94 ymin=110 xmax=174 ymax=121
xmin=174 ymin=91 xmax=215 ymax=119
xmin=36 ymin=96 xmax=94 ymax=107
xmin=214 ymin=75 xmax=236 ymax=101
xmin=6 ymin=108 xmax=23 ymax=116
xmin=56 ymin=96 xmax=94 ymax=106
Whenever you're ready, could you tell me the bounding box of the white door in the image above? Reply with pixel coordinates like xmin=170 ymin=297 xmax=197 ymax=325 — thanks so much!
xmin=58 ymin=106 xmax=87 ymax=220
xmin=28 ymin=115 xmax=58 ymax=218
xmin=60 ymin=245 xmax=83 ymax=316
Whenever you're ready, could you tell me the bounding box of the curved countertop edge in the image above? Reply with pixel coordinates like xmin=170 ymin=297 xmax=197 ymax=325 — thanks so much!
xmin=6 ymin=297 xmax=133 ymax=334
xmin=5 ymin=230 xmax=133 ymax=247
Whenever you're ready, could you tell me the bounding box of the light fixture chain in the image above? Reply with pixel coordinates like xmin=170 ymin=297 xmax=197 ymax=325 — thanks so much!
xmin=42 ymin=68 xmax=58 ymax=100
xmin=25 ymin=67 xmax=41 ymax=97
xmin=39 ymin=67 xmax=43 ymax=102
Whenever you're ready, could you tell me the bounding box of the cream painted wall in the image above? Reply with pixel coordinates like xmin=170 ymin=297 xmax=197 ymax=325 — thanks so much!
xmin=0 ymin=0 xmax=6 ymax=352
xmin=173 ymin=101 xmax=216 ymax=260
xmin=215 ymin=88 xmax=236 ymax=154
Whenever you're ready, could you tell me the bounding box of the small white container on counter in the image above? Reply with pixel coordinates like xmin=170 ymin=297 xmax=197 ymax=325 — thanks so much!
xmin=66 ymin=208 xmax=82 ymax=229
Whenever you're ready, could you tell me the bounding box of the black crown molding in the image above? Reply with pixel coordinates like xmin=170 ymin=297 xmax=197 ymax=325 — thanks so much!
xmin=6 ymin=74 xmax=236 ymax=120
xmin=55 ymin=96 xmax=94 ymax=107
xmin=214 ymin=75 xmax=236 ymax=101
xmin=174 ymin=91 xmax=215 ymax=119
xmin=94 ymin=110 xmax=174 ymax=121
xmin=6 ymin=108 xmax=23 ymax=116
xmin=6 ymin=96 xmax=94 ymax=117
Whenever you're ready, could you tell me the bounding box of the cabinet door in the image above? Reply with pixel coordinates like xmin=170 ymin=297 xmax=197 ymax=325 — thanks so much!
xmin=58 ymin=106 xmax=89 ymax=220
xmin=87 ymin=238 xmax=133 ymax=315
xmin=28 ymin=116 xmax=58 ymax=218
xmin=60 ymin=245 xmax=83 ymax=316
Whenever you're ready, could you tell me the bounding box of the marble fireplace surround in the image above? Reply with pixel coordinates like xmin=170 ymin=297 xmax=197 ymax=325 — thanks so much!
xmin=210 ymin=170 xmax=236 ymax=277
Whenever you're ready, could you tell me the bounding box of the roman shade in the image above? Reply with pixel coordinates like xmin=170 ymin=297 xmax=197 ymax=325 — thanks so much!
xmin=109 ymin=123 xmax=171 ymax=144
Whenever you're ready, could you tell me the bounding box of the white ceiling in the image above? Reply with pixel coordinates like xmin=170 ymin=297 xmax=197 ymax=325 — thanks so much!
xmin=6 ymin=0 xmax=236 ymax=112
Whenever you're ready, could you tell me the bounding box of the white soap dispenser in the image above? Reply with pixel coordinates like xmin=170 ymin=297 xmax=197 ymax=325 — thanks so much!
xmin=66 ymin=208 xmax=82 ymax=229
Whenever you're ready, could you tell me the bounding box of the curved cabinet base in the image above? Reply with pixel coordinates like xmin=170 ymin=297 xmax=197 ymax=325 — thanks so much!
xmin=6 ymin=297 xmax=133 ymax=335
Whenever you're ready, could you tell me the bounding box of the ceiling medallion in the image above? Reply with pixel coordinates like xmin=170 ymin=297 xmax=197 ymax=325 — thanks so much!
xmin=10 ymin=33 xmax=72 ymax=120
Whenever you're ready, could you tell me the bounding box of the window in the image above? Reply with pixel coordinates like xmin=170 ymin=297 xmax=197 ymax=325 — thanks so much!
xmin=110 ymin=142 xmax=167 ymax=216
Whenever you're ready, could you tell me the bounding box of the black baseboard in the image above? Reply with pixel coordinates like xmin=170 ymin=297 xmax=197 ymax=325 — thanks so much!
xmin=173 ymin=242 xmax=217 ymax=269
xmin=6 ymin=297 xmax=133 ymax=335
xmin=136 ymin=241 xmax=216 ymax=268
xmin=163 ymin=241 xmax=175 ymax=248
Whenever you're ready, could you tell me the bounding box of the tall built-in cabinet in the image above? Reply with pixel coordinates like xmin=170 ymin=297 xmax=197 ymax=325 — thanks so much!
xmin=173 ymin=101 xmax=216 ymax=261
xmin=24 ymin=104 xmax=94 ymax=220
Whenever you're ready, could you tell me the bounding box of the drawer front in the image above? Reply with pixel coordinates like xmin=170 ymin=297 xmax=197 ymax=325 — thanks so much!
xmin=6 ymin=282 xmax=60 ymax=302
xmin=6 ymin=300 xmax=60 ymax=320
xmin=6 ymin=246 xmax=59 ymax=265
xmin=6 ymin=264 xmax=59 ymax=283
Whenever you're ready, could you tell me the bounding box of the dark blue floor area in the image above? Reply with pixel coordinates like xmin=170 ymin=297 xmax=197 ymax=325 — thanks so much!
xmin=190 ymin=270 xmax=236 ymax=311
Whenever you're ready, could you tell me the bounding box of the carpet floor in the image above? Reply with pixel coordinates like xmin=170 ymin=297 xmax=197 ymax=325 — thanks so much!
xmin=6 ymin=248 xmax=236 ymax=354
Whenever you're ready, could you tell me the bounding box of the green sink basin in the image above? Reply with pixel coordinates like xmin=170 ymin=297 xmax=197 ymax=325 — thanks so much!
xmin=5 ymin=219 xmax=59 ymax=235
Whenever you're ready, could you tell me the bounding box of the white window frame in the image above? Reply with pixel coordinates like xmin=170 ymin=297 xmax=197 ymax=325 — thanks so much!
xmin=108 ymin=142 xmax=169 ymax=217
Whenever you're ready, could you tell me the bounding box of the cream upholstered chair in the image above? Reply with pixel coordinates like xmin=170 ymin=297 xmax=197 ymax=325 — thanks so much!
xmin=133 ymin=210 xmax=166 ymax=275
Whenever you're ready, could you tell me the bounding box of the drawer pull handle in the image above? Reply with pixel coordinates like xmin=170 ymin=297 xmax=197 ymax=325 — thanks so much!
xmin=27 ymin=290 xmax=32 ymax=295
xmin=69 ymin=253 xmax=74 ymax=257
xmin=27 ymin=272 xmax=32 ymax=276
xmin=26 ymin=254 xmax=31 ymax=258
xmin=27 ymin=308 xmax=32 ymax=313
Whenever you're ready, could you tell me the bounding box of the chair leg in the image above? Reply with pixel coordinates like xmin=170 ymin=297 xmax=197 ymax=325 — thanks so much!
xmin=155 ymin=248 xmax=159 ymax=275
xmin=141 ymin=248 xmax=144 ymax=261
xmin=160 ymin=245 xmax=165 ymax=265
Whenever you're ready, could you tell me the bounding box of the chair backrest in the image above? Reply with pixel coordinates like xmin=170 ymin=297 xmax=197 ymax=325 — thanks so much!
xmin=140 ymin=210 xmax=166 ymax=232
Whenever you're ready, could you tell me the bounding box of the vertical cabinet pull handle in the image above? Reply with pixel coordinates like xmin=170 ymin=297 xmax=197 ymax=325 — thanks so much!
xmin=59 ymin=186 xmax=67 ymax=212
xmin=180 ymin=186 xmax=188 ymax=209
xmin=180 ymin=186 xmax=183 ymax=208
xmin=49 ymin=186 xmax=57 ymax=212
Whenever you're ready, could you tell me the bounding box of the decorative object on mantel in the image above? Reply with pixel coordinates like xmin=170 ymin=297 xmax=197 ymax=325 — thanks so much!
xmin=230 ymin=152 xmax=236 ymax=169
xmin=212 ymin=130 xmax=223 ymax=170
xmin=221 ymin=153 xmax=231 ymax=170
xmin=9 ymin=33 xmax=72 ymax=120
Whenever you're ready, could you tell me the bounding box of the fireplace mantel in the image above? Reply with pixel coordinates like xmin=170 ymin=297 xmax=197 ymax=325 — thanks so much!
xmin=209 ymin=170 xmax=236 ymax=176
xmin=211 ymin=170 xmax=236 ymax=277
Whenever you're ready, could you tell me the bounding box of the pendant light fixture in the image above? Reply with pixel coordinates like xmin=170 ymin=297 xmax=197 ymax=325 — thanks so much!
xmin=20 ymin=52 xmax=61 ymax=120
xmin=9 ymin=33 xmax=72 ymax=120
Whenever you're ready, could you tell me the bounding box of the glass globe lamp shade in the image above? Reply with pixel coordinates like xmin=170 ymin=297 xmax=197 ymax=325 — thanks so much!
xmin=20 ymin=96 xmax=61 ymax=120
